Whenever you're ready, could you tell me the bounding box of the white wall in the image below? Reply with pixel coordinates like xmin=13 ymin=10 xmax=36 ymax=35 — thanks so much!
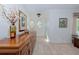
xmin=0 ymin=4 xmax=79 ymax=43
xmin=0 ymin=4 xmax=31 ymax=39
xmin=47 ymin=9 xmax=79 ymax=43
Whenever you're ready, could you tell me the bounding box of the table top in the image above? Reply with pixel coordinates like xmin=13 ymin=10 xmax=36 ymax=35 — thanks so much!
xmin=0 ymin=32 xmax=31 ymax=49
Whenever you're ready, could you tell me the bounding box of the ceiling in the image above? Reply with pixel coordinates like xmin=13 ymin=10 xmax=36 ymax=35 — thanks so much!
xmin=21 ymin=4 xmax=79 ymax=9
xmin=3 ymin=4 xmax=79 ymax=11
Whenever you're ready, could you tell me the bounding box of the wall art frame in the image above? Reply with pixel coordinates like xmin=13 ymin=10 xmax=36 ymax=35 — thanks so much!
xmin=19 ymin=10 xmax=27 ymax=32
xmin=59 ymin=18 xmax=68 ymax=28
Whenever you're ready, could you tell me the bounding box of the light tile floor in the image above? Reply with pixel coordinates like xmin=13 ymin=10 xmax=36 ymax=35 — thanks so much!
xmin=33 ymin=37 xmax=79 ymax=55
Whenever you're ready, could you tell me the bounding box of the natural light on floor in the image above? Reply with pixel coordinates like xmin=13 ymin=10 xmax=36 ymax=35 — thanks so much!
xmin=45 ymin=32 xmax=50 ymax=43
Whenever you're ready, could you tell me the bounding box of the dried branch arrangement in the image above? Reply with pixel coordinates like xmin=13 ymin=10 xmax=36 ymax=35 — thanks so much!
xmin=2 ymin=5 xmax=18 ymax=24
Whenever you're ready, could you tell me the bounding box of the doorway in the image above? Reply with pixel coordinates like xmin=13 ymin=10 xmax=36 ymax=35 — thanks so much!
xmin=30 ymin=12 xmax=48 ymax=39
xmin=73 ymin=13 xmax=79 ymax=35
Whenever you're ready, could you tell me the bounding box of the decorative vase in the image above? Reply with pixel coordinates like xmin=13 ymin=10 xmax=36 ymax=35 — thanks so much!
xmin=10 ymin=23 xmax=16 ymax=39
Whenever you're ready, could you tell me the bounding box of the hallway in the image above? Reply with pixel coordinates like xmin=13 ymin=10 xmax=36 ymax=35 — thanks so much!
xmin=33 ymin=37 xmax=79 ymax=55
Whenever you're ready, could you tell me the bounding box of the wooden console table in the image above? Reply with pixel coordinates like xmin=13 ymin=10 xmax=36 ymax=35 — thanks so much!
xmin=0 ymin=32 xmax=36 ymax=55
xmin=72 ymin=35 xmax=79 ymax=48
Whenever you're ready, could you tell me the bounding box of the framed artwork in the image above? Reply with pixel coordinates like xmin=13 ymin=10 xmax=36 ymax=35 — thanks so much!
xmin=19 ymin=10 xmax=27 ymax=32
xmin=59 ymin=18 xmax=67 ymax=28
